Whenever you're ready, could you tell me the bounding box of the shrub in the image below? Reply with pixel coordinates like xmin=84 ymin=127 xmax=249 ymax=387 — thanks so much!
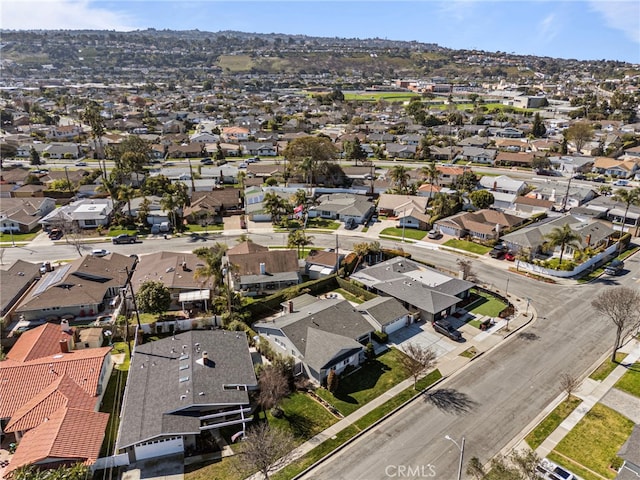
xmin=372 ymin=330 xmax=388 ymax=343
xmin=326 ymin=369 xmax=339 ymax=393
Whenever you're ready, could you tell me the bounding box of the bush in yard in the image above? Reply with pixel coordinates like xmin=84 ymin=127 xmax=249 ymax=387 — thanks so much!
xmin=326 ymin=369 xmax=339 ymax=393
xmin=364 ymin=342 xmax=375 ymax=360
xmin=372 ymin=330 xmax=388 ymax=343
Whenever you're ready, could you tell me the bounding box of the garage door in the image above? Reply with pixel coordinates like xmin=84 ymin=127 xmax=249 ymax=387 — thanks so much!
xmin=384 ymin=316 xmax=407 ymax=334
xmin=134 ymin=437 xmax=183 ymax=461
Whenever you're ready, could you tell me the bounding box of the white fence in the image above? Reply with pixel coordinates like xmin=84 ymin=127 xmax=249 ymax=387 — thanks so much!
xmin=138 ymin=315 xmax=220 ymax=335
xmin=91 ymin=453 xmax=129 ymax=471
xmin=516 ymin=243 xmax=619 ymax=278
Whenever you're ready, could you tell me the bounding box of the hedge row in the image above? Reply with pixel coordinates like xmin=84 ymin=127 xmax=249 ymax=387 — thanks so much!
xmin=336 ymin=277 xmax=377 ymax=302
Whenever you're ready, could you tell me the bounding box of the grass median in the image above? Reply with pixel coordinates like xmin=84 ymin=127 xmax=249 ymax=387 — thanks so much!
xmin=525 ymin=396 xmax=581 ymax=450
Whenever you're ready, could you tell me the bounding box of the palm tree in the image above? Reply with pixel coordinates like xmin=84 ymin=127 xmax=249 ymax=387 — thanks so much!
xmin=117 ymin=184 xmax=136 ymax=218
xmin=389 ymin=165 xmax=410 ymax=194
xmin=298 ymin=157 xmax=315 ymax=187
xmin=193 ymin=243 xmax=228 ymax=293
xmin=263 ymin=192 xmax=288 ymax=225
xmin=420 ymin=161 xmax=440 ymax=206
xmin=160 ymin=193 xmax=178 ymax=229
xmin=612 ymin=187 xmax=640 ymax=248
xmin=287 ymin=229 xmax=314 ymax=258
xmin=544 ymin=223 xmax=583 ymax=266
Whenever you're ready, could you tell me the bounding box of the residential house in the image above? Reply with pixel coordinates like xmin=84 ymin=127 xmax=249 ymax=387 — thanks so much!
xmin=479 ymin=175 xmax=527 ymax=196
xmin=14 ymin=253 xmax=135 ymax=322
xmin=592 ymin=157 xmax=639 ymax=179
xmin=199 ymin=165 xmax=240 ymax=185
xmin=221 ymin=126 xmax=250 ymax=142
xmin=526 ymin=181 xmax=598 ymax=211
xmin=457 ymin=136 xmax=490 ymax=148
xmin=377 ymin=194 xmax=428 ymax=217
xmin=42 ymin=143 xmax=81 ymax=160
xmin=495 ymin=127 xmax=525 ymax=138
xmin=167 ymin=143 xmax=205 ymax=159
xmin=494 ymin=151 xmax=535 ymax=167
xmin=184 ymin=189 xmax=241 ymax=225
xmin=397 ymin=208 xmax=432 ymax=231
xmin=435 ymin=209 xmax=525 ymax=240
xmin=254 ymin=295 xmax=374 ymax=384
xmin=385 ymin=143 xmax=417 ymax=159
xmin=0 ymin=197 xmax=56 ymax=233
xmin=436 ymin=165 xmax=467 ymax=186
xmin=0 ymin=260 xmax=41 ymax=321
xmin=116 ymin=330 xmax=257 ymax=463
xmin=580 ymin=195 xmax=640 ymax=233
xmin=457 ymin=146 xmax=497 ymax=165
xmin=131 ymin=252 xmax=211 ymax=311
xmin=512 ymin=196 xmax=555 ymax=216
xmin=0 ymin=323 xmax=112 ymax=476
xmin=189 ymin=132 xmax=220 ymax=144
xmin=226 ymin=241 xmax=300 ymax=296
xmin=309 ymin=193 xmax=374 ymax=226
xmin=127 ymin=196 xmax=170 ymax=226
xmin=39 ymin=199 xmax=114 ymax=230
xmin=241 ymin=141 xmax=277 ymax=156
xmin=500 ymin=215 xmax=615 ymax=258
xmin=357 ymin=297 xmax=411 ymax=335
xmin=244 ymin=186 xmax=292 ymax=222
xmin=304 ymin=250 xmax=344 ymax=280
xmin=350 ymin=257 xmax=474 ymax=323
xmin=549 ymin=155 xmax=595 ymax=175
xmin=45 ymin=125 xmax=83 ymax=140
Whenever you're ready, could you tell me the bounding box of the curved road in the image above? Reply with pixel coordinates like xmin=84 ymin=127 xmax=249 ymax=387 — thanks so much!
xmin=3 ymin=230 xmax=638 ymax=480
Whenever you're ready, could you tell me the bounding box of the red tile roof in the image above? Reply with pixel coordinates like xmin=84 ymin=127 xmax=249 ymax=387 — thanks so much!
xmin=0 ymin=347 xmax=111 ymax=420
xmin=5 ymin=374 xmax=96 ymax=433
xmin=6 ymin=323 xmax=73 ymax=363
xmin=4 ymin=406 xmax=109 ymax=476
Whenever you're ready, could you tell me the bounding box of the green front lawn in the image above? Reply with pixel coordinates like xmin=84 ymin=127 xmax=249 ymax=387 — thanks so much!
xmin=614 ymin=362 xmax=640 ymax=398
xmin=107 ymin=228 xmax=139 ymax=237
xmin=442 ymin=239 xmax=491 ymax=255
xmin=380 ymin=227 xmax=426 ymax=241
xmin=185 ymin=223 xmax=224 ymax=232
xmin=315 ymin=348 xmax=410 ymax=416
xmin=552 ymin=403 xmax=634 ymax=479
xmin=306 ymin=218 xmax=341 ymax=230
xmin=0 ymin=230 xmax=40 ymax=243
xmin=590 ymin=352 xmax=627 ymax=381
xmin=466 ymin=290 xmax=508 ymax=317
xmin=525 ymin=396 xmax=582 ymax=450
xmin=266 ymin=392 xmax=339 ymax=440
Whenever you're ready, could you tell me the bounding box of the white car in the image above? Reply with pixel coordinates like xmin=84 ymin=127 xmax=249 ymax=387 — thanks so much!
xmin=91 ymin=248 xmax=110 ymax=257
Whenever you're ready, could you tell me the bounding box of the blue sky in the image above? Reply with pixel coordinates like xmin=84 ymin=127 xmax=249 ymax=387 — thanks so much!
xmin=2 ymin=1 xmax=639 ymax=63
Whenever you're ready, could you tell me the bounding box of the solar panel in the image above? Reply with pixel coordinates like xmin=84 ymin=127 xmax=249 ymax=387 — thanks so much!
xmin=33 ymin=264 xmax=71 ymax=296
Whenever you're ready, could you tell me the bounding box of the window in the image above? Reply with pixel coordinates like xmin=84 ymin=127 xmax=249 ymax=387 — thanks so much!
xmin=84 ymin=219 xmax=97 ymax=226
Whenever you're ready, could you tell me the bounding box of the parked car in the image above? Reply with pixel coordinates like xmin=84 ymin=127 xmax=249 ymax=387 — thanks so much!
xmin=592 ymin=176 xmax=606 ymax=183
xmin=91 ymin=248 xmax=110 ymax=257
xmin=489 ymin=244 xmax=507 ymax=258
xmin=75 ymin=161 xmax=88 ymax=167
xmin=432 ymin=319 xmax=462 ymax=341
xmin=613 ymin=179 xmax=629 ymax=187
xmin=604 ymin=259 xmax=624 ymax=275
xmin=200 ymin=157 xmax=214 ymax=165
xmin=427 ymin=229 xmax=443 ymax=239
xmin=504 ymin=251 xmax=515 ymax=261
xmin=48 ymin=228 xmax=63 ymax=240
xmin=112 ymin=234 xmax=137 ymax=244
xmin=238 ymin=162 xmax=248 ymax=169
xmin=572 ymin=174 xmax=587 ymax=180
xmin=344 ymin=218 xmax=357 ymax=230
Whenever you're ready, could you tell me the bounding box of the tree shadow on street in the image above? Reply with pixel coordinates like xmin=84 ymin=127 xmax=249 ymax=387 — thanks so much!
xmin=423 ymin=388 xmax=478 ymax=414
xmin=517 ymin=331 xmax=539 ymax=341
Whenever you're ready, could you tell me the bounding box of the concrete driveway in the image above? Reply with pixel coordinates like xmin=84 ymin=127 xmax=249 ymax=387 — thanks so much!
xmin=388 ymin=321 xmax=458 ymax=358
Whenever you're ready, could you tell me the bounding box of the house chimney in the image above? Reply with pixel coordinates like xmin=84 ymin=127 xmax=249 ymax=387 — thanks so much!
xmin=259 ymin=262 xmax=266 ymax=275
xmin=202 ymin=351 xmax=209 ymax=366
xmin=61 ymin=319 xmax=71 ymax=334
xmin=492 ymin=180 xmax=497 ymax=191
xmin=288 ymin=300 xmax=294 ymax=314
xmin=59 ymin=339 xmax=69 ymax=353
xmin=182 ymin=261 xmax=187 ymax=271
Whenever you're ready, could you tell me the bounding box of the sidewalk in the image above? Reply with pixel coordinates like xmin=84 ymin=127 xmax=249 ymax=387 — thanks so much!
xmin=246 ymin=291 xmax=536 ymax=480
xmin=533 ymin=340 xmax=640 ymax=459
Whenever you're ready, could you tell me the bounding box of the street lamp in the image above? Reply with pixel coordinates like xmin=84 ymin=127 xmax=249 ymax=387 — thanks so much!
xmin=445 ymin=435 xmax=465 ymax=480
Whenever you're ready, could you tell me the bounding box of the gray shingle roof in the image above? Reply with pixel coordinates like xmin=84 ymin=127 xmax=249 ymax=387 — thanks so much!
xmin=358 ymin=297 xmax=409 ymax=326
xmin=117 ymin=330 xmax=257 ymax=449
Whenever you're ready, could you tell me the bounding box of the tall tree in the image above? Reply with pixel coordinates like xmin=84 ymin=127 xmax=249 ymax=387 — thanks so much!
xmin=287 ymin=229 xmax=313 ymax=258
xmin=592 ymin=287 xmax=640 ymax=361
xmin=531 ymin=112 xmax=546 ymax=138
xmin=565 ymin=122 xmax=593 ymax=154
xmin=398 ymin=342 xmax=436 ymax=390
xmin=136 ymin=280 xmax=171 ymax=315
xmin=543 ymin=223 xmax=582 ymax=266
xmin=82 ymin=101 xmax=105 ymax=159
xmin=344 ymin=137 xmax=367 ymax=166
xmin=389 ymin=165 xmax=411 ymax=194
xmin=283 ymin=136 xmax=337 ymax=187
xmin=117 ymin=184 xmax=136 ymax=218
xmin=257 ymin=364 xmax=291 ymax=418
xmin=29 ymin=147 xmax=41 ymax=166
xmin=193 ymin=243 xmax=228 ymax=292
xmin=263 ymin=192 xmax=290 ymax=225
xmin=612 ymin=187 xmax=640 ymax=244
xmin=469 ymin=190 xmax=495 ymax=210
xmin=233 ymin=423 xmax=296 ymax=480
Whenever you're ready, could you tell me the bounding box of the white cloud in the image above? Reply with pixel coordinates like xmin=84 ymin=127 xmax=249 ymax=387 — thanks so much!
xmin=436 ymin=0 xmax=478 ymax=22
xmin=588 ymin=0 xmax=640 ymax=44
xmin=539 ymin=13 xmax=558 ymax=41
xmin=1 ymin=0 xmax=137 ymax=30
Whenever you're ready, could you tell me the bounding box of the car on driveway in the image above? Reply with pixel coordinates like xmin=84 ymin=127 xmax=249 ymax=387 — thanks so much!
xmin=432 ymin=319 xmax=462 ymax=341
xmin=427 ymin=229 xmax=443 ymax=239
xmin=200 ymin=158 xmax=214 ymax=165
xmin=504 ymin=251 xmax=515 ymax=261
xmin=112 ymin=234 xmax=138 ymax=244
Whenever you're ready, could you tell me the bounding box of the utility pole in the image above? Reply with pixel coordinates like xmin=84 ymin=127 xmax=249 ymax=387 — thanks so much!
xmin=125 ymin=266 xmax=142 ymax=331
xmin=561 ymin=175 xmax=573 ymax=212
